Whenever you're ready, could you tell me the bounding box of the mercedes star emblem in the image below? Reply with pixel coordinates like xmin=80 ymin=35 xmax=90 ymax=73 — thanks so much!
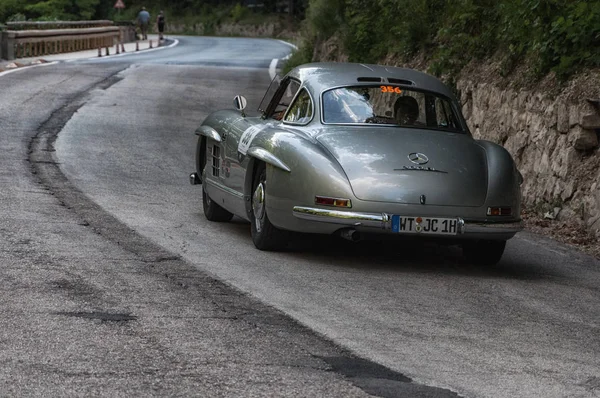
xmin=408 ymin=152 xmax=429 ymax=165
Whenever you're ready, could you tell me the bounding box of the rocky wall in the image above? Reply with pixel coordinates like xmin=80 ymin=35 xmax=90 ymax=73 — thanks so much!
xmin=456 ymin=80 xmax=600 ymax=235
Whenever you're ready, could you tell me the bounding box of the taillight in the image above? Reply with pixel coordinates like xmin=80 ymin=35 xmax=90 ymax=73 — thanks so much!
xmin=315 ymin=196 xmax=352 ymax=208
xmin=487 ymin=207 xmax=512 ymax=216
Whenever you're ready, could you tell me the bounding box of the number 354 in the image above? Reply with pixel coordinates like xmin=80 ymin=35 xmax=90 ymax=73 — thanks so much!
xmin=380 ymin=86 xmax=402 ymax=94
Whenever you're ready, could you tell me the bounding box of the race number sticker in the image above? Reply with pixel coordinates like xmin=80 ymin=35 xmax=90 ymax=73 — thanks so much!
xmin=238 ymin=125 xmax=264 ymax=155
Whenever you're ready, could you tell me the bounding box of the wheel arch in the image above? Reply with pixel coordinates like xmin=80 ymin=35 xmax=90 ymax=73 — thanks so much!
xmin=195 ymin=135 xmax=206 ymax=176
xmin=241 ymin=140 xmax=293 ymax=218
xmin=195 ymin=125 xmax=222 ymax=143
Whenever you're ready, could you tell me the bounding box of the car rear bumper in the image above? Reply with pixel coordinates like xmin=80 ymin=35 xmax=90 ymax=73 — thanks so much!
xmin=292 ymin=206 xmax=523 ymax=238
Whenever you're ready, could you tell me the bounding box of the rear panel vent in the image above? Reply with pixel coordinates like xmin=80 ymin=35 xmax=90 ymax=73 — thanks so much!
xmin=357 ymin=77 xmax=382 ymax=82
xmin=387 ymin=78 xmax=414 ymax=85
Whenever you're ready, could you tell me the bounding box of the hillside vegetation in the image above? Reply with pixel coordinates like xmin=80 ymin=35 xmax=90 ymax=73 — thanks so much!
xmin=289 ymin=0 xmax=600 ymax=81
xmin=3 ymin=0 xmax=598 ymax=81
xmin=0 ymin=0 xmax=306 ymax=36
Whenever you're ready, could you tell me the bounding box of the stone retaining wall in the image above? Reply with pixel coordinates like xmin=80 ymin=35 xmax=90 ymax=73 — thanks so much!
xmin=457 ymin=80 xmax=600 ymax=235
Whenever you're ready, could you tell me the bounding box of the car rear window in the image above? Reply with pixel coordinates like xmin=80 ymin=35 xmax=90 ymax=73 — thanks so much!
xmin=321 ymin=85 xmax=464 ymax=133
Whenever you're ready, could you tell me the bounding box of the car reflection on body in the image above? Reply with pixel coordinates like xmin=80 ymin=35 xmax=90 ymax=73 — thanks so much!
xmin=189 ymin=62 xmax=523 ymax=264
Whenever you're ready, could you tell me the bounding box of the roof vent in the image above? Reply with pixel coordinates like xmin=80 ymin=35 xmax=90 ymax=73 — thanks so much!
xmin=357 ymin=77 xmax=382 ymax=82
xmin=387 ymin=78 xmax=414 ymax=85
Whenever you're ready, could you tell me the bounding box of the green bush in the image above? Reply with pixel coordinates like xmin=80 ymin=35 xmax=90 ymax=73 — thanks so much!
xmin=305 ymin=0 xmax=344 ymax=39
xmin=301 ymin=0 xmax=600 ymax=81
xmin=497 ymin=0 xmax=600 ymax=79
xmin=230 ymin=3 xmax=247 ymax=22
xmin=7 ymin=13 xmax=27 ymax=22
xmin=283 ymin=41 xmax=314 ymax=73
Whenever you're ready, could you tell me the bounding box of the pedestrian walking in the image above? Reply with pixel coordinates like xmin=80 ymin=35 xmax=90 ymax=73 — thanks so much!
xmin=157 ymin=11 xmax=165 ymax=41
xmin=137 ymin=7 xmax=150 ymax=40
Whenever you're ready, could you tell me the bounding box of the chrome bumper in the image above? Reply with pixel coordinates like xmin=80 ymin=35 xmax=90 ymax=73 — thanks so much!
xmin=292 ymin=206 xmax=524 ymax=235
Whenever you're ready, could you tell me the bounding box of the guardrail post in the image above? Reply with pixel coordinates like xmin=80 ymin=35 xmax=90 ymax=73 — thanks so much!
xmin=1 ymin=31 xmax=16 ymax=60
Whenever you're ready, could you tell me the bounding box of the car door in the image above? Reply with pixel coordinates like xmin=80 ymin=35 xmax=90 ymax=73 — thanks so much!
xmin=222 ymin=77 xmax=301 ymax=193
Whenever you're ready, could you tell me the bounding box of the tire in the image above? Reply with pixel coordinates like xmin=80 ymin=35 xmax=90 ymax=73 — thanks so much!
xmin=200 ymin=139 xmax=233 ymax=222
xmin=203 ymin=186 xmax=234 ymax=222
xmin=462 ymin=240 xmax=506 ymax=265
xmin=250 ymin=163 xmax=288 ymax=251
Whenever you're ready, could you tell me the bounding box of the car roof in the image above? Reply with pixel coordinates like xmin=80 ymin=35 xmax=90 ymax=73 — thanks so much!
xmin=287 ymin=62 xmax=456 ymax=100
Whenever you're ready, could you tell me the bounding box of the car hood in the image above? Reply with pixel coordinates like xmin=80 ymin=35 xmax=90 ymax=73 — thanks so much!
xmin=315 ymin=127 xmax=488 ymax=206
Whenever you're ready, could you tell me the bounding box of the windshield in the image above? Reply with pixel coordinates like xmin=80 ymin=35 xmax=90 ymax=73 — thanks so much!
xmin=322 ymin=85 xmax=464 ymax=132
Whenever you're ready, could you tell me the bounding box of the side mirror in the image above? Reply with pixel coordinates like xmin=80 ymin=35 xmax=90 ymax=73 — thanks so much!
xmin=234 ymin=95 xmax=248 ymax=117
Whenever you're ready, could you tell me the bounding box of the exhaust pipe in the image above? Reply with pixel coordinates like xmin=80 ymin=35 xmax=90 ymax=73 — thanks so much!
xmin=189 ymin=172 xmax=201 ymax=185
xmin=339 ymin=228 xmax=361 ymax=242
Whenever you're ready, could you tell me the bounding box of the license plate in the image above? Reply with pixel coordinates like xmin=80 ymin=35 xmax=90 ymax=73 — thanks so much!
xmin=391 ymin=215 xmax=458 ymax=235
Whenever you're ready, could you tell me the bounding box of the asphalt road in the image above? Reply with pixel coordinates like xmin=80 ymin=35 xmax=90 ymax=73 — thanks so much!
xmin=2 ymin=36 xmax=599 ymax=397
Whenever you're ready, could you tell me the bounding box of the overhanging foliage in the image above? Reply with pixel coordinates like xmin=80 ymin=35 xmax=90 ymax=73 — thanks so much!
xmin=294 ymin=0 xmax=600 ymax=80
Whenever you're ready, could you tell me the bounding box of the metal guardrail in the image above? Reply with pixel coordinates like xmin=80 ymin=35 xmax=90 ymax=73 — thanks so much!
xmin=6 ymin=20 xmax=114 ymax=31
xmin=1 ymin=22 xmax=135 ymax=60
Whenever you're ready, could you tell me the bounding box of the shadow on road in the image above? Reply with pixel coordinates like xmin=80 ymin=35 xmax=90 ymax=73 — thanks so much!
xmin=283 ymin=233 xmax=556 ymax=281
xmin=195 ymin=216 xmax=559 ymax=281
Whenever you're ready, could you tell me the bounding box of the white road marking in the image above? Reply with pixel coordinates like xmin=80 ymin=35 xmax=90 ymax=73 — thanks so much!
xmin=66 ymin=39 xmax=180 ymax=62
xmin=0 ymin=61 xmax=59 ymax=77
xmin=269 ymin=40 xmax=297 ymax=79
xmin=278 ymin=40 xmax=298 ymax=50
xmin=269 ymin=58 xmax=279 ymax=80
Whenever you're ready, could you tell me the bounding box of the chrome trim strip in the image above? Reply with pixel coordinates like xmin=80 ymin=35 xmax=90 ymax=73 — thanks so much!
xmin=247 ymin=147 xmax=291 ymax=173
xmin=293 ymin=206 xmax=524 ymax=235
xmin=205 ymin=178 xmax=244 ymax=199
xmin=196 ymin=126 xmax=222 ymax=143
xmin=293 ymin=206 xmax=388 ymax=228
xmin=463 ymin=220 xmax=524 ymax=234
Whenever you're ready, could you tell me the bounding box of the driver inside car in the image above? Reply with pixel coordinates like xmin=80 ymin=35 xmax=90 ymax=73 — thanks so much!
xmin=394 ymin=96 xmax=420 ymax=126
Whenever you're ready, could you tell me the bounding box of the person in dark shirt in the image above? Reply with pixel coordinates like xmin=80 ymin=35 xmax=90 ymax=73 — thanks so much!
xmin=157 ymin=11 xmax=165 ymax=41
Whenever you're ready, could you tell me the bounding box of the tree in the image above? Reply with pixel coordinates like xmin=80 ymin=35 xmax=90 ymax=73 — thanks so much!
xmin=24 ymin=0 xmax=101 ymax=20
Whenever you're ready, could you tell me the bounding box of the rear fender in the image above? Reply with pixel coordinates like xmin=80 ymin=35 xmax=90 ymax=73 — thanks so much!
xmin=243 ymin=130 xmax=354 ymax=227
xmin=478 ymin=140 xmax=522 ymax=214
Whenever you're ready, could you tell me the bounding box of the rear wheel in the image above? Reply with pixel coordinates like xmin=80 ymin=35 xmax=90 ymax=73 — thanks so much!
xmin=250 ymin=163 xmax=288 ymax=251
xmin=462 ymin=240 xmax=506 ymax=265
xmin=200 ymin=139 xmax=233 ymax=222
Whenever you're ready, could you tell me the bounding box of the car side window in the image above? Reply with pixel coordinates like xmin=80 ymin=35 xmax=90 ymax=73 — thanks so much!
xmin=284 ymin=88 xmax=313 ymax=124
xmin=268 ymin=79 xmax=301 ymax=120
xmin=434 ymin=97 xmax=460 ymax=130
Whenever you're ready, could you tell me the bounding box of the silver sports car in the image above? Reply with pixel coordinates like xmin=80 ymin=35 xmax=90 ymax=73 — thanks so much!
xmin=190 ymin=62 xmax=523 ymax=264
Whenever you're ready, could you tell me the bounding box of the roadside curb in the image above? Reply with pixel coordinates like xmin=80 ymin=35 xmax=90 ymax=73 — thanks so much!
xmin=0 ymin=59 xmax=58 ymax=77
